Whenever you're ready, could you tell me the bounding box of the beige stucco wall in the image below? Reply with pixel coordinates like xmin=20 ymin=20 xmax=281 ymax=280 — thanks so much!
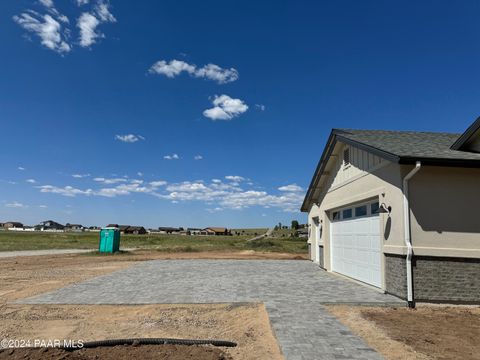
xmin=408 ymin=166 xmax=480 ymax=257
xmin=307 ymin=143 xmax=480 ymax=289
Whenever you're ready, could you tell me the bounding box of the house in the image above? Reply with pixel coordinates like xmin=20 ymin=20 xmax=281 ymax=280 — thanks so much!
xmin=158 ymin=227 xmax=183 ymax=234
xmin=35 ymin=220 xmax=65 ymax=231
xmin=87 ymin=226 xmax=101 ymax=232
xmin=187 ymin=228 xmax=206 ymax=235
xmin=65 ymin=223 xmax=84 ymax=232
xmin=123 ymin=226 xmax=147 ymax=235
xmin=302 ymin=117 xmax=480 ymax=306
xmin=204 ymin=227 xmax=231 ymax=236
xmin=3 ymin=222 xmax=23 ymax=229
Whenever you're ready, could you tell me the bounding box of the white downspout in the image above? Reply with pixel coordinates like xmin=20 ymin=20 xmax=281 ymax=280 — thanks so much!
xmin=402 ymin=161 xmax=421 ymax=308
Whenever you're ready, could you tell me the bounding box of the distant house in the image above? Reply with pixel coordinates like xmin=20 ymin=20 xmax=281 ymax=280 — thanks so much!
xmin=124 ymin=226 xmax=147 ymax=235
xmin=158 ymin=227 xmax=183 ymax=234
xmin=35 ymin=220 xmax=64 ymax=231
xmin=204 ymin=227 xmax=231 ymax=236
xmin=3 ymin=221 xmax=23 ymax=229
xmin=65 ymin=223 xmax=84 ymax=232
xmin=187 ymin=228 xmax=207 ymax=235
xmin=87 ymin=226 xmax=101 ymax=232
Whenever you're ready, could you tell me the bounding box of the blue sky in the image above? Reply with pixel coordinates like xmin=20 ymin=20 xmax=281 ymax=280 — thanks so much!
xmin=1 ymin=1 xmax=480 ymax=228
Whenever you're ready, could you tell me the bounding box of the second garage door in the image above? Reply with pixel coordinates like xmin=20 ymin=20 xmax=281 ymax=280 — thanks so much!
xmin=330 ymin=201 xmax=382 ymax=288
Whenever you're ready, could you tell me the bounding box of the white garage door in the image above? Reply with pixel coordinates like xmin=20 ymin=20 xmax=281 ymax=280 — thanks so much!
xmin=330 ymin=201 xmax=381 ymax=288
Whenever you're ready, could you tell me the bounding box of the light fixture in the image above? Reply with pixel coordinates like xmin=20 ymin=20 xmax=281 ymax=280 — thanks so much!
xmin=379 ymin=203 xmax=392 ymax=215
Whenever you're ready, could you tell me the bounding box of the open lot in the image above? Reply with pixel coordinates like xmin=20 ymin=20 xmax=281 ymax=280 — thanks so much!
xmin=327 ymin=305 xmax=480 ymax=360
xmin=0 ymin=231 xmax=307 ymax=253
xmin=1 ymin=251 xmax=478 ymax=359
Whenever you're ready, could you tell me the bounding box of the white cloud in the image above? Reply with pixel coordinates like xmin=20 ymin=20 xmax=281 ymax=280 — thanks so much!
xmin=95 ymin=0 xmax=116 ymax=22
xmin=203 ymin=95 xmax=248 ymax=121
xmin=18 ymin=166 xmax=25 ymax=171
xmin=34 ymin=176 xmax=304 ymax=212
xmin=255 ymin=104 xmax=266 ymax=111
xmin=77 ymin=12 xmax=100 ymax=47
xmin=137 ymin=172 xmax=143 ymax=177
xmin=39 ymin=204 xmax=48 ymax=208
xmin=164 ymin=154 xmax=180 ymax=160
xmin=149 ymin=60 xmax=238 ymax=84
xmin=225 ymin=175 xmax=245 ymax=182
xmin=13 ymin=11 xmax=70 ymax=53
xmin=93 ymin=177 xmax=127 ymax=184
xmin=37 ymin=185 xmax=94 ymax=197
xmin=194 ymin=155 xmax=203 ymax=160
xmin=278 ymin=184 xmax=304 ymax=192
xmin=77 ymin=0 xmax=116 ymax=47
xmin=26 ymin=179 xmax=36 ymax=184
xmin=150 ymin=180 xmax=167 ymax=187
xmin=115 ymin=134 xmax=145 ymax=143
xmin=5 ymin=201 xmax=27 ymax=208
xmin=194 ymin=64 xmax=239 ymax=84
xmin=72 ymin=173 xmax=90 ymax=178
xmin=76 ymin=0 xmax=90 ymax=5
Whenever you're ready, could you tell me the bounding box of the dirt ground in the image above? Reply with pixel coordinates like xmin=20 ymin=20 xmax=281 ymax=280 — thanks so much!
xmin=327 ymin=305 xmax=480 ymax=360
xmin=0 ymin=251 xmax=288 ymax=360
xmin=0 ymin=344 xmax=231 ymax=360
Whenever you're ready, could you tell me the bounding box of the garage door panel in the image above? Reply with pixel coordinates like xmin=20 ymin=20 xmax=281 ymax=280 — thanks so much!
xmin=331 ymin=211 xmax=381 ymax=288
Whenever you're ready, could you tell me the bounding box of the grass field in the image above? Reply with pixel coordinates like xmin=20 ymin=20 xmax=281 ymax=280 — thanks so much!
xmin=0 ymin=231 xmax=307 ymax=253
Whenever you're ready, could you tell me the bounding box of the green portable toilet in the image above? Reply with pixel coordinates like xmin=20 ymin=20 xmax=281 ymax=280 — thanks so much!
xmin=99 ymin=227 xmax=120 ymax=253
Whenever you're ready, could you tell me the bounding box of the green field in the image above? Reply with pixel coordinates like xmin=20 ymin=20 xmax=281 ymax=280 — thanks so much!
xmin=0 ymin=231 xmax=307 ymax=253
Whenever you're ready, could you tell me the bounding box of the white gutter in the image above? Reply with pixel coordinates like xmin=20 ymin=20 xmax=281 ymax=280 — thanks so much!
xmin=402 ymin=161 xmax=421 ymax=308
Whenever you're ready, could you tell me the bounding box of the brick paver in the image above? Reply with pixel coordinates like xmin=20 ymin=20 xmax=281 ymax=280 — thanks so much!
xmin=19 ymin=260 xmax=403 ymax=359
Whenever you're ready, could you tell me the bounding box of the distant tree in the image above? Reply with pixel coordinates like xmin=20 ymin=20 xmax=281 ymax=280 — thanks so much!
xmin=278 ymin=222 xmax=282 ymax=229
xmin=291 ymin=220 xmax=299 ymax=230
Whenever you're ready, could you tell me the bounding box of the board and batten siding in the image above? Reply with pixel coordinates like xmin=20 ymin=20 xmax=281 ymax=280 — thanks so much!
xmin=329 ymin=144 xmax=385 ymax=191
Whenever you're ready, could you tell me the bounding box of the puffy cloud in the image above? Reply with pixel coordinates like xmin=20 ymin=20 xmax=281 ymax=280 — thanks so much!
xmin=26 ymin=179 xmax=36 ymax=184
xmin=35 ymin=176 xmax=304 ymax=212
xmin=225 ymin=175 xmax=245 ymax=182
xmin=115 ymin=134 xmax=145 ymax=143
xmin=77 ymin=0 xmax=116 ymax=47
xmin=278 ymin=184 xmax=304 ymax=192
xmin=255 ymin=104 xmax=266 ymax=111
xmin=13 ymin=11 xmax=71 ymax=53
xmin=203 ymin=95 xmax=248 ymax=121
xmin=194 ymin=155 xmax=203 ymax=160
xmin=77 ymin=12 xmax=100 ymax=47
xmin=72 ymin=173 xmax=90 ymax=178
xmin=76 ymin=0 xmax=90 ymax=5
xmin=149 ymin=60 xmax=195 ymax=78
xmin=164 ymin=154 xmax=180 ymax=160
xmin=149 ymin=60 xmax=238 ymax=84
xmin=149 ymin=180 xmax=167 ymax=187
xmin=18 ymin=167 xmax=25 ymax=171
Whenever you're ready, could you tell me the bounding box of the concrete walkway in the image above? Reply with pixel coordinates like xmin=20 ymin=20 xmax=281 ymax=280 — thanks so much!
xmin=19 ymin=260 xmax=403 ymax=360
xmin=0 ymin=249 xmax=93 ymax=258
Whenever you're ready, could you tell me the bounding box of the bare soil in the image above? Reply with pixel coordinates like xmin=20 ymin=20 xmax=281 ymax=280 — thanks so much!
xmin=327 ymin=305 xmax=480 ymax=360
xmin=0 ymin=344 xmax=231 ymax=360
xmin=0 ymin=251 xmax=287 ymax=360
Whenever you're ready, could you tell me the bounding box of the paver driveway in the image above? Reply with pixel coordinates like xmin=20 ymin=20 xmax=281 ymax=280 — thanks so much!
xmin=19 ymin=260 xmax=403 ymax=360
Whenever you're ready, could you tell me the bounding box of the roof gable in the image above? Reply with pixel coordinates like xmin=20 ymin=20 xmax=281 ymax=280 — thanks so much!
xmin=301 ymin=124 xmax=480 ymax=212
xmin=450 ymin=117 xmax=480 ymax=153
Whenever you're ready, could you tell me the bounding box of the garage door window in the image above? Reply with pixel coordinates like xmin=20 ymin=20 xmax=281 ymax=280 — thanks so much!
xmin=355 ymin=205 xmax=367 ymax=217
xmin=371 ymin=202 xmax=380 ymax=214
xmin=342 ymin=209 xmax=353 ymax=219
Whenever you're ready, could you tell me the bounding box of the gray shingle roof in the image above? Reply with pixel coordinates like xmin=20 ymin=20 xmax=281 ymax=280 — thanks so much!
xmin=334 ymin=129 xmax=480 ymax=161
